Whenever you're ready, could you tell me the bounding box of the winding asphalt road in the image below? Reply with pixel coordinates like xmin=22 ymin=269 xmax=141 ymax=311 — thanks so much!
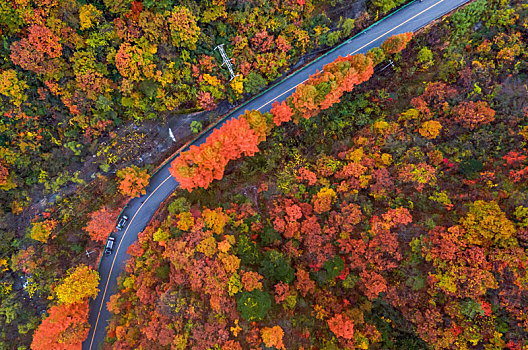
xmin=84 ymin=0 xmax=471 ymax=348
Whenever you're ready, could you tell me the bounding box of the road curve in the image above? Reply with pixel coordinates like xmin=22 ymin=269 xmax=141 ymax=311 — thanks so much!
xmin=84 ymin=0 xmax=471 ymax=348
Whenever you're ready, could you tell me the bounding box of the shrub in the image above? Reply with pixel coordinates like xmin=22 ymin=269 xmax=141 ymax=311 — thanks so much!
xmin=367 ymin=47 xmax=386 ymax=66
xmin=324 ymin=256 xmax=345 ymax=281
xmin=459 ymin=158 xmax=483 ymax=178
xmin=168 ymin=197 xmax=191 ymax=215
xmin=417 ymin=47 xmax=434 ymax=69
xmin=260 ymin=226 xmax=281 ymax=246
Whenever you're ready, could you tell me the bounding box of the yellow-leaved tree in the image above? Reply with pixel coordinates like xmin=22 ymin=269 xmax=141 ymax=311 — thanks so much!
xmin=55 ymin=264 xmax=100 ymax=304
xmin=460 ymin=200 xmax=516 ymax=248
xmin=29 ymin=219 xmax=57 ymax=243
xmin=203 ymin=208 xmax=229 ymax=234
xmin=419 ymin=120 xmax=442 ymax=139
xmin=116 ymin=165 xmax=149 ymax=198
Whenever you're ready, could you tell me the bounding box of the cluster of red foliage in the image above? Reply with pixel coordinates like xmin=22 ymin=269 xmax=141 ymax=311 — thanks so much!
xmin=84 ymin=206 xmax=120 ymax=242
xmin=328 ymin=313 xmax=355 ymax=339
xmin=31 ymin=302 xmax=90 ymax=350
xmin=10 ymin=25 xmax=62 ymax=75
xmin=452 ymin=100 xmax=496 ymax=130
xmin=169 ymin=111 xmax=268 ymax=191
xmin=0 ymin=162 xmax=9 ymax=186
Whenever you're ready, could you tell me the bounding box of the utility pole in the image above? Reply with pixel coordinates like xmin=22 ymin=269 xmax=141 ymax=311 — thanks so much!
xmin=378 ymin=59 xmax=394 ymax=72
xmin=85 ymin=250 xmax=96 ymax=258
xmin=214 ymin=44 xmax=239 ymax=81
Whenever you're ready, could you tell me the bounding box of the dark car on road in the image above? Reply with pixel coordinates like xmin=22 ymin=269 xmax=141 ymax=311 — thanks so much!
xmin=104 ymin=236 xmax=115 ymax=255
xmin=116 ymin=215 xmax=129 ymax=231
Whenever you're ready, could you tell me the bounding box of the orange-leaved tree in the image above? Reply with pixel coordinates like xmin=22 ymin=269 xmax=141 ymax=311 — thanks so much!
xmin=241 ymin=271 xmax=264 ymax=292
xmin=327 ymin=313 xmax=355 ymax=339
xmin=380 ymin=32 xmax=413 ymax=55
xmin=289 ymin=82 xmax=320 ymax=120
xmin=10 ymin=25 xmax=62 ymax=76
xmin=84 ymin=206 xmax=121 ymax=243
xmin=55 ymin=264 xmax=100 ymax=305
xmin=270 ymin=100 xmax=293 ymax=126
xmin=170 ymin=111 xmax=269 ymax=191
xmin=31 ymin=301 xmax=90 ymax=350
xmin=261 ymin=326 xmax=286 ymax=350
xmin=116 ymin=165 xmax=149 ymax=198
xmin=419 ymin=120 xmax=442 ymax=139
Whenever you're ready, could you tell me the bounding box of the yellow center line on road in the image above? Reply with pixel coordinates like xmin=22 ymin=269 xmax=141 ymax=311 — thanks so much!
xmin=88 ymin=1 xmax=450 ymax=348
xmin=256 ymin=0 xmax=446 ymax=112
xmin=88 ymin=175 xmax=172 ymax=349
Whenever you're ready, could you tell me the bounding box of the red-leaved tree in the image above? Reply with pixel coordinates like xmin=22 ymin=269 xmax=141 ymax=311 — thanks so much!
xmin=271 ymin=100 xmax=294 ymax=126
xmin=31 ymin=301 xmax=90 ymax=350
xmin=85 ymin=206 xmax=121 ymax=242
xmin=170 ymin=111 xmax=268 ymax=191
xmin=10 ymin=25 xmax=62 ymax=75
xmin=116 ymin=165 xmax=149 ymax=198
xmin=327 ymin=313 xmax=355 ymax=339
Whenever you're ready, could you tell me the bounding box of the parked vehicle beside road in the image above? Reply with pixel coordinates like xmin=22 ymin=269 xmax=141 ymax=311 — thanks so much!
xmin=116 ymin=215 xmax=129 ymax=231
xmin=104 ymin=236 xmax=115 ymax=255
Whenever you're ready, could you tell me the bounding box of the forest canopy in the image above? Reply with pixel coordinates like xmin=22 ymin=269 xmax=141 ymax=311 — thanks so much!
xmin=2 ymin=0 xmax=528 ymax=349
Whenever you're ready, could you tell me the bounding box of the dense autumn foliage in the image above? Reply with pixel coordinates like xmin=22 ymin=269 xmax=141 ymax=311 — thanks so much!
xmin=30 ymin=265 xmax=99 ymax=349
xmin=54 ymin=264 xmax=99 ymax=305
xmin=31 ymin=301 xmax=90 ymax=350
xmin=106 ymin=2 xmax=528 ymax=349
xmin=84 ymin=206 xmax=120 ymax=243
xmin=117 ymin=165 xmax=149 ymax=197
